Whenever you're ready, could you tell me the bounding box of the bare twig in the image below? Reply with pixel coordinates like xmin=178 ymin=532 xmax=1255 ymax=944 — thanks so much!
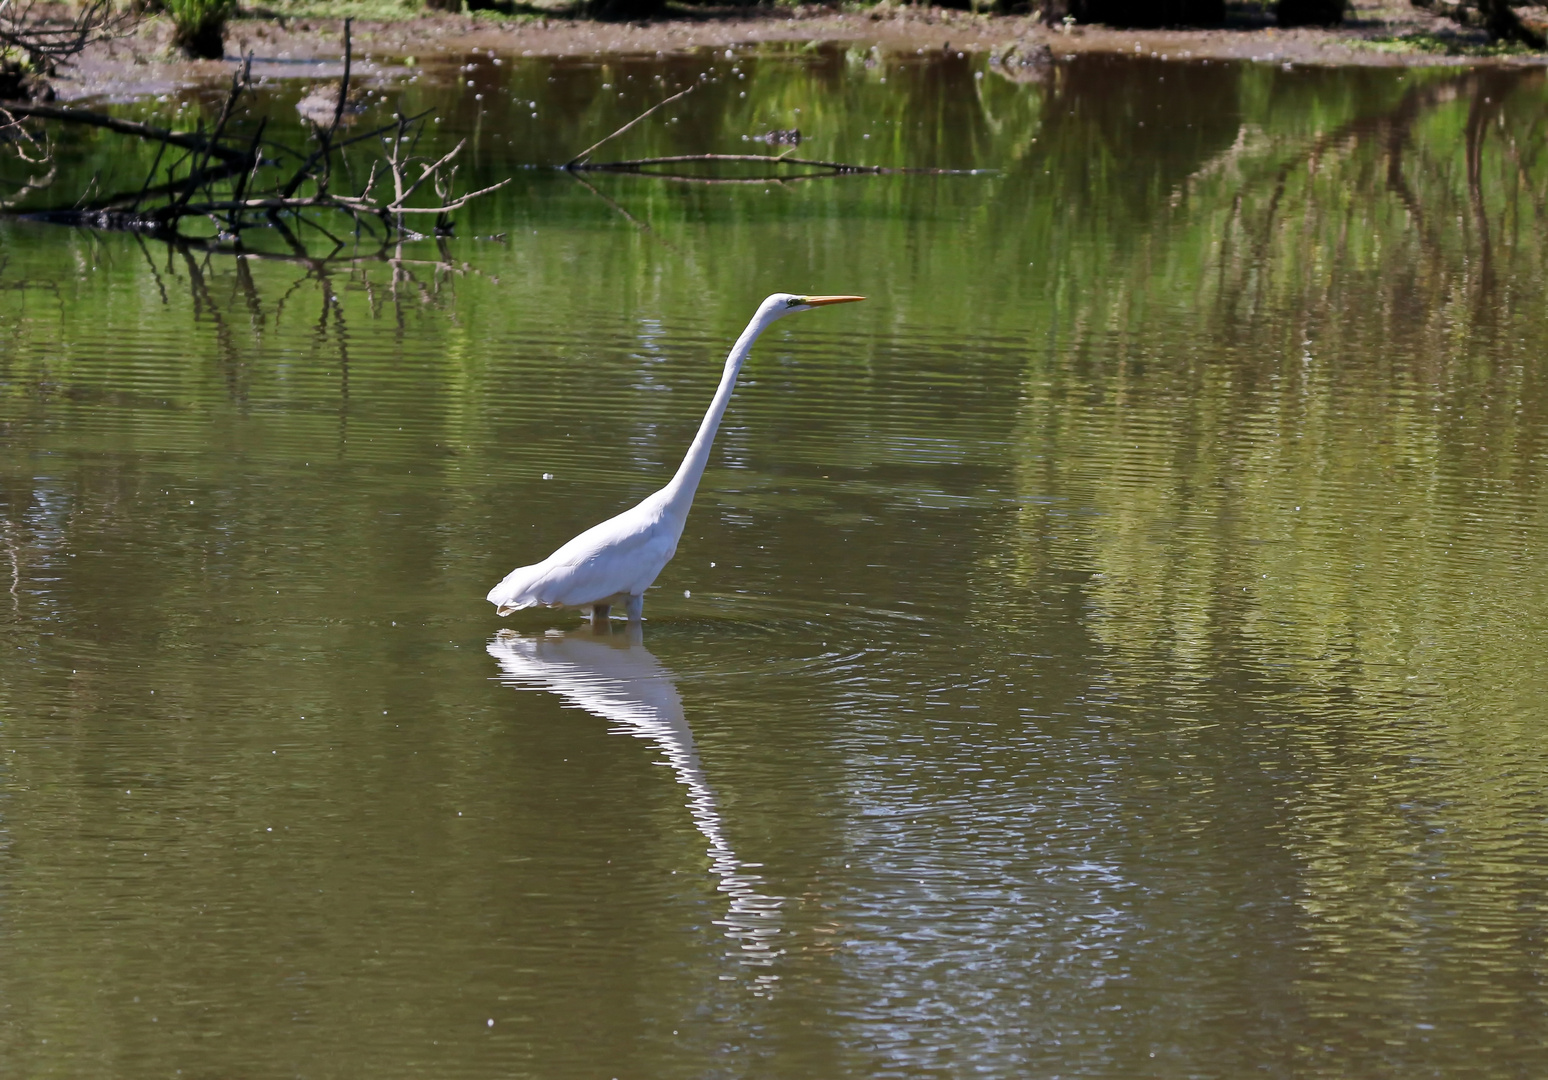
xmin=566 ymin=169 xmax=681 ymax=255
xmin=227 ymin=116 xmax=268 ymax=229
xmin=0 ymin=0 xmax=125 ymax=87
xmin=168 ymin=173 xmax=510 ymax=219
xmin=0 ymin=156 xmax=55 ymax=209
xmin=6 ymin=21 xmax=505 ymax=245
xmin=576 ymin=152 xmax=982 ymax=176
xmin=281 ymin=18 xmax=354 ymax=199
xmin=564 ymin=88 xmax=982 ymax=182
xmin=394 ymin=176 xmax=511 ymax=213
xmin=132 ymin=138 xmax=169 ymax=212
xmin=564 ymin=84 xmax=695 ymax=168
xmin=171 ymin=63 xmax=248 ymax=214
xmin=0 ymin=102 xmax=247 ymax=165
xmin=328 ymin=17 xmax=354 ymax=141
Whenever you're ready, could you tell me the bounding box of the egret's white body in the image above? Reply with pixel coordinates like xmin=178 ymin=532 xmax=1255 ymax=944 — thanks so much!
xmin=487 ymin=292 xmax=864 ymax=623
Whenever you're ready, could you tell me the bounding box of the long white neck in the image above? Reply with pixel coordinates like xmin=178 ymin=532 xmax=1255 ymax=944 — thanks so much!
xmin=660 ymin=305 xmax=782 ymax=519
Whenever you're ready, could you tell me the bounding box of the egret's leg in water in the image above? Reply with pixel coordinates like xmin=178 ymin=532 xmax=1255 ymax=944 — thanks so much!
xmin=625 ymin=594 xmax=644 ymax=623
xmin=590 ymin=604 xmax=611 ymax=631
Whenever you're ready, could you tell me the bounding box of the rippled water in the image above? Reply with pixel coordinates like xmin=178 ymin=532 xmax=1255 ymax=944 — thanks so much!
xmin=3 ymin=44 xmax=1548 ymax=1077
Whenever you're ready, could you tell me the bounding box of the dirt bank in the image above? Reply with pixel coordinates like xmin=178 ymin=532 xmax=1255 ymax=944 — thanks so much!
xmin=49 ymin=0 xmax=1547 ymax=102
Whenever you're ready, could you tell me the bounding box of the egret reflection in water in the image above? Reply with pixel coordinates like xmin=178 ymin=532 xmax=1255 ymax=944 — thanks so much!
xmin=486 ymin=629 xmax=783 ymax=984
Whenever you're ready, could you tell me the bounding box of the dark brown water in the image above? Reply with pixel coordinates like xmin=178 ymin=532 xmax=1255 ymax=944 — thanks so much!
xmin=2 ymin=45 xmax=1547 ymax=1078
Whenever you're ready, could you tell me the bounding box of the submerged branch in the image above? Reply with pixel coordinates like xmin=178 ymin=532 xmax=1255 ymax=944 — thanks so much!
xmin=575 ymin=152 xmax=982 ymax=177
xmin=0 ymin=102 xmax=248 ymax=166
xmin=563 ymin=88 xmax=985 ymax=184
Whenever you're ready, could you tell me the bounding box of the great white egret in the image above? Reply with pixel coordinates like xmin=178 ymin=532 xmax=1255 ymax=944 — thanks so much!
xmin=487 ymin=292 xmax=865 ymax=624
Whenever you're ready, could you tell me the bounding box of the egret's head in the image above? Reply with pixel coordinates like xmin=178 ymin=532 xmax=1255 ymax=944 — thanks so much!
xmin=762 ymin=292 xmax=866 ymax=321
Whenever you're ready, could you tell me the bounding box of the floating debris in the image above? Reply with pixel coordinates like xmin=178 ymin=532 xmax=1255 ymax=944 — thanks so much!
xmin=989 ymin=42 xmax=1056 ymax=83
xmin=755 ymin=128 xmax=801 ymax=146
xmin=296 ymin=83 xmax=369 ymax=127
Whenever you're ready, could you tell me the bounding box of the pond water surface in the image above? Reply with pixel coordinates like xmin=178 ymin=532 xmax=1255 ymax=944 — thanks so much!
xmin=3 ymin=44 xmax=1548 ymax=1079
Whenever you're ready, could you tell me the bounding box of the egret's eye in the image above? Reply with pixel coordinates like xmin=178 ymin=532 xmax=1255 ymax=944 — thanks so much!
xmin=786 ymin=297 xmax=804 ymax=307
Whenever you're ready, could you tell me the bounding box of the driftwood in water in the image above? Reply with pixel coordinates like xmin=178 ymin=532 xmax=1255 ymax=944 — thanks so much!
xmin=563 ymin=84 xmax=982 ymax=185
xmin=1 ymin=20 xmax=508 ymax=245
xmin=574 ymin=151 xmax=980 ymax=182
xmin=2 ymin=100 xmax=250 ymax=165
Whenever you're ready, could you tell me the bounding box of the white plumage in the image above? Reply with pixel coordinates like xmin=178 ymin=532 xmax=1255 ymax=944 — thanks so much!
xmin=487 ymin=291 xmax=864 ymax=624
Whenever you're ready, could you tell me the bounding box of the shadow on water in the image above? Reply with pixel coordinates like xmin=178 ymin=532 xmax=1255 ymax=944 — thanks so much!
xmin=485 ymin=627 xmax=785 ymax=994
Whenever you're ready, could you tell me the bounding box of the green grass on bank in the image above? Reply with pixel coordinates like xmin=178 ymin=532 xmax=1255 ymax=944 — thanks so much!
xmin=236 ymin=0 xmax=819 ymax=20
xmin=1355 ymin=31 xmax=1545 ymax=58
xmin=238 ymin=0 xmax=571 ymax=22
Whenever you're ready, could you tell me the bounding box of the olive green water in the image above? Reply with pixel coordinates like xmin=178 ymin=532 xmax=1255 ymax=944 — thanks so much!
xmin=3 ymin=43 xmax=1548 ymax=1078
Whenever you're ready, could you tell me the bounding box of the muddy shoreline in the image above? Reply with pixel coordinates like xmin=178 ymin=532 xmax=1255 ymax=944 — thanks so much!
xmin=46 ymin=1 xmax=1548 ymax=102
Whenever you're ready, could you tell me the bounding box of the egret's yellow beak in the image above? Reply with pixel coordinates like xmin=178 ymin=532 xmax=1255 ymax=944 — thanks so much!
xmin=803 ymin=295 xmax=866 ymax=306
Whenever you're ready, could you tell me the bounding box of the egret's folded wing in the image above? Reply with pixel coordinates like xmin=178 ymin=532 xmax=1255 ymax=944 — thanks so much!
xmin=543 ymin=527 xmax=678 ymax=605
xmin=487 ymin=494 xmax=680 ymax=610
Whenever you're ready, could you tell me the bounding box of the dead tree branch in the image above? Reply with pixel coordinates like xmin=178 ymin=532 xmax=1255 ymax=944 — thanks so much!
xmin=565 ymin=83 xmax=696 ymax=168
xmin=575 ymin=152 xmax=981 ymax=178
xmin=0 ymin=102 xmax=248 ymax=165
xmin=1 ymin=22 xmax=507 ymax=244
xmin=563 ymin=88 xmax=984 ymax=184
xmin=0 ymin=0 xmax=127 ymax=101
